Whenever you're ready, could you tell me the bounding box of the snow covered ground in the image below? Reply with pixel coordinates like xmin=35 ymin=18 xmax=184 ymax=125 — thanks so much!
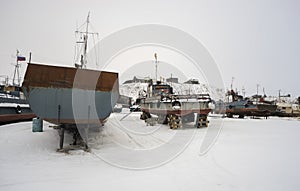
xmin=0 ymin=112 xmax=300 ymax=191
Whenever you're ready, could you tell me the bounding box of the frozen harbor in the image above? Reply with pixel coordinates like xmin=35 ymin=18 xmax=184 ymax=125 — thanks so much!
xmin=0 ymin=111 xmax=300 ymax=191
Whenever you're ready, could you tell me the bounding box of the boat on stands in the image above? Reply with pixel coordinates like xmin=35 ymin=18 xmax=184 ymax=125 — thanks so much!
xmin=276 ymin=98 xmax=300 ymax=117
xmin=139 ymin=54 xmax=212 ymax=129
xmin=21 ymin=13 xmax=119 ymax=149
xmin=225 ymin=89 xmax=277 ymax=118
xmin=140 ymin=81 xmax=212 ymax=129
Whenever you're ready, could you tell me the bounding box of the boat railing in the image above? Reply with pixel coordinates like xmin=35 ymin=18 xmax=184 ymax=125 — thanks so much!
xmin=141 ymin=93 xmax=211 ymax=103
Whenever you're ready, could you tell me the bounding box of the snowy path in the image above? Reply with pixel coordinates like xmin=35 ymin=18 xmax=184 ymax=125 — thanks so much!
xmin=0 ymin=115 xmax=300 ymax=191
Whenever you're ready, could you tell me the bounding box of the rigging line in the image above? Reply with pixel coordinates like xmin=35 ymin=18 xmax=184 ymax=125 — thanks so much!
xmin=92 ymin=34 xmax=99 ymax=67
xmin=73 ymin=43 xmax=77 ymax=65
xmin=77 ymin=20 xmax=87 ymax=31
xmin=73 ymin=32 xmax=78 ymax=64
xmin=74 ymin=32 xmax=80 ymax=64
xmin=89 ymin=23 xmax=99 ymax=35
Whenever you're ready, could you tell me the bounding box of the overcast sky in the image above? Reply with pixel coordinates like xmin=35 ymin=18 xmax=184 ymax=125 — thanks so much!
xmin=0 ymin=0 xmax=299 ymax=97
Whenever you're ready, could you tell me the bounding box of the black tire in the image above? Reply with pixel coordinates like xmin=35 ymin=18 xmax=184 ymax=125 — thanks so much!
xmin=16 ymin=105 xmax=22 ymax=114
xmin=227 ymin=113 xmax=233 ymax=118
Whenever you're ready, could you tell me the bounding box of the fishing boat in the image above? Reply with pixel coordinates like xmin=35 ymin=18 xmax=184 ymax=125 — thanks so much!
xmin=225 ymin=89 xmax=277 ymax=118
xmin=0 ymin=52 xmax=36 ymax=125
xmin=139 ymin=54 xmax=212 ymax=129
xmin=225 ymin=78 xmax=277 ymax=118
xmin=22 ymin=63 xmax=119 ymax=125
xmin=250 ymin=94 xmax=277 ymax=116
xmin=21 ymin=13 xmax=119 ymax=149
xmin=140 ymin=81 xmax=212 ymax=129
xmin=0 ymin=86 xmax=36 ymax=125
xmin=276 ymin=99 xmax=300 ymax=117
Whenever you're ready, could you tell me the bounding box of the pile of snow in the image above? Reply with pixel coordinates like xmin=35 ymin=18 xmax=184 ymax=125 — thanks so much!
xmin=119 ymin=82 xmax=148 ymax=101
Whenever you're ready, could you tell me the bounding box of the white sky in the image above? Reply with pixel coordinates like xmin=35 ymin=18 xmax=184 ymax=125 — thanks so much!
xmin=0 ymin=0 xmax=299 ymax=97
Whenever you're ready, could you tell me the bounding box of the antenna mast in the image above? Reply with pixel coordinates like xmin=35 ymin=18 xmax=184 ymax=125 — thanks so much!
xmin=13 ymin=50 xmax=21 ymax=86
xmin=75 ymin=12 xmax=98 ymax=69
xmin=82 ymin=12 xmax=90 ymax=69
xmin=154 ymin=53 xmax=158 ymax=83
xmin=242 ymin=86 xmax=245 ymax=98
xmin=231 ymin=77 xmax=234 ymax=90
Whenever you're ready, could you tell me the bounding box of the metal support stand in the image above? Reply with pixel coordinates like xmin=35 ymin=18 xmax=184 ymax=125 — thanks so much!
xmin=57 ymin=104 xmax=64 ymax=150
xmin=59 ymin=125 xmax=65 ymax=150
xmin=85 ymin=105 xmax=91 ymax=150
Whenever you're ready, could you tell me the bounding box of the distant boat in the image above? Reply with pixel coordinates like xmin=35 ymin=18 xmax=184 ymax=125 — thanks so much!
xmin=138 ymin=54 xmax=212 ymax=129
xmin=0 ymin=101 xmax=35 ymax=125
xmin=225 ymin=89 xmax=277 ymax=118
xmin=0 ymin=52 xmax=36 ymax=125
xmin=276 ymin=101 xmax=300 ymax=117
xmin=0 ymin=87 xmax=36 ymax=125
xmin=140 ymin=80 xmax=212 ymax=129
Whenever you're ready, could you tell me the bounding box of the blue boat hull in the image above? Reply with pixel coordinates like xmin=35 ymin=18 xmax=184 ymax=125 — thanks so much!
xmin=24 ymin=87 xmax=118 ymax=125
xmin=22 ymin=63 xmax=119 ymax=125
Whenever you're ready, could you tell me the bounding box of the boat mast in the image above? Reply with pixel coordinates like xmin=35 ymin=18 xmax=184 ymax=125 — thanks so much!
xmin=230 ymin=77 xmax=234 ymax=90
xmin=242 ymin=86 xmax=245 ymax=98
xmin=75 ymin=12 xmax=98 ymax=69
xmin=82 ymin=12 xmax=90 ymax=69
xmin=154 ymin=53 xmax=158 ymax=83
xmin=256 ymin=84 xmax=260 ymax=105
xmin=13 ymin=50 xmax=21 ymax=86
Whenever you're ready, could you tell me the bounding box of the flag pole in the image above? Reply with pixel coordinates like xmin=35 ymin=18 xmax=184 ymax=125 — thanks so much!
xmin=13 ymin=50 xmax=19 ymax=86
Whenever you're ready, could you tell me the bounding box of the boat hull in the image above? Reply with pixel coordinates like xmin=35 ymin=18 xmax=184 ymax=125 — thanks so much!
xmin=25 ymin=87 xmax=116 ymax=124
xmin=141 ymin=103 xmax=211 ymax=116
xmin=141 ymin=96 xmax=212 ymax=118
xmin=0 ymin=106 xmax=36 ymax=125
xmin=226 ymin=100 xmax=277 ymax=117
xmin=22 ymin=63 xmax=119 ymax=125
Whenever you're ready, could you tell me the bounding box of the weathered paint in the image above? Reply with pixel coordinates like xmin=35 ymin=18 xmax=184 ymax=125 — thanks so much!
xmin=141 ymin=99 xmax=211 ymax=116
xmin=22 ymin=63 xmax=118 ymax=92
xmin=226 ymin=100 xmax=277 ymax=116
xmin=0 ymin=106 xmax=35 ymax=124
